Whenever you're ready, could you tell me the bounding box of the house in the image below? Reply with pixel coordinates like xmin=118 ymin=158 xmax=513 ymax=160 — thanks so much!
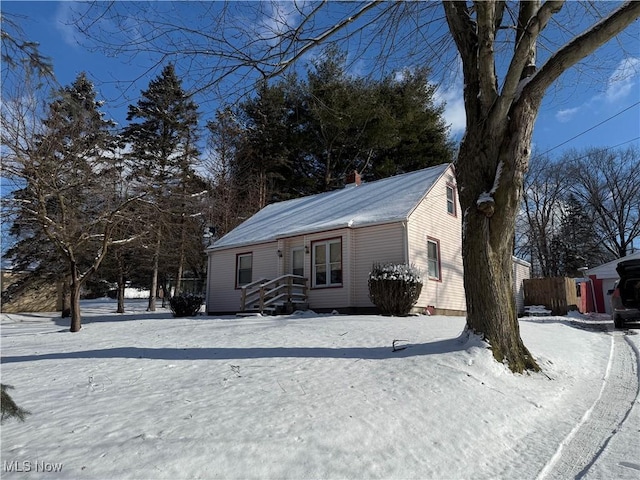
xmin=206 ymin=163 xmax=525 ymax=316
xmin=584 ymin=251 xmax=640 ymax=314
xmin=512 ymin=257 xmax=531 ymax=315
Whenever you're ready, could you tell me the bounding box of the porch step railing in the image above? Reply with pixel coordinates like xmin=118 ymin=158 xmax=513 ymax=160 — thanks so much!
xmin=240 ymin=274 xmax=308 ymax=313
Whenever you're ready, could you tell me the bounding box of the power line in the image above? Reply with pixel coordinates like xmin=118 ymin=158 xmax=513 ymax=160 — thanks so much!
xmin=536 ymin=136 xmax=640 ymax=165
xmin=537 ymin=101 xmax=640 ymax=157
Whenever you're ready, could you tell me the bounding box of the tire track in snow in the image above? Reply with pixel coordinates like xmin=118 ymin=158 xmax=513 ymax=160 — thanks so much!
xmin=537 ymin=333 xmax=639 ymax=480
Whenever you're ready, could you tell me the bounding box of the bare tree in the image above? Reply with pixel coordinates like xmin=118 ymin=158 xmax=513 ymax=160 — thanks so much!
xmin=517 ymin=153 xmax=614 ymax=277
xmin=565 ymin=146 xmax=640 ymax=258
xmin=205 ymin=108 xmax=245 ymax=239
xmin=517 ymin=154 xmax=566 ymax=277
xmin=74 ymin=1 xmax=640 ymax=371
xmin=2 ymin=73 xmax=141 ymax=332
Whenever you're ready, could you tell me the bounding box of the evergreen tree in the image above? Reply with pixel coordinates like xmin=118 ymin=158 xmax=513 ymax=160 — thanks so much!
xmin=122 ymin=64 xmax=202 ymax=309
xmin=552 ymin=194 xmax=610 ymax=277
xmin=372 ymin=67 xmax=454 ymax=178
xmin=235 ymin=80 xmax=293 ymax=211
xmin=221 ymin=46 xmax=454 ymax=208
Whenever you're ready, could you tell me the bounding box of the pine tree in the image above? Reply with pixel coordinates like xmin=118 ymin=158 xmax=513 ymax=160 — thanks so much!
xmin=553 ymin=194 xmax=610 ymax=277
xmin=122 ymin=64 xmax=202 ymax=309
xmin=234 ymin=80 xmax=296 ymax=211
xmin=1 ymin=384 xmax=30 ymax=423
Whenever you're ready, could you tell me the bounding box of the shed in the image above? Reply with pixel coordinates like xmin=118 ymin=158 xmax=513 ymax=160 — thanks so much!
xmin=585 ymin=251 xmax=640 ymax=314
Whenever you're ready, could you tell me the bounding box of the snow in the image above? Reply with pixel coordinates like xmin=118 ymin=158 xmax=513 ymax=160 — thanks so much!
xmin=210 ymin=164 xmax=450 ymax=250
xmin=369 ymin=263 xmax=422 ymax=283
xmin=1 ymin=299 xmax=639 ymax=479
xmin=476 ymin=161 xmax=503 ymax=208
xmin=476 ymin=191 xmax=494 ymax=206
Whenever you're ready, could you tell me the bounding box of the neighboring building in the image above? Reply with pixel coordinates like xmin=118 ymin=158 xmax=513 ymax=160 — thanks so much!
xmin=584 ymin=251 xmax=640 ymax=314
xmin=512 ymin=257 xmax=531 ymax=315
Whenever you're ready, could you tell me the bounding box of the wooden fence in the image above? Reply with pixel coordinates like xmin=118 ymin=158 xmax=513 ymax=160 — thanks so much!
xmin=522 ymin=277 xmax=579 ymax=316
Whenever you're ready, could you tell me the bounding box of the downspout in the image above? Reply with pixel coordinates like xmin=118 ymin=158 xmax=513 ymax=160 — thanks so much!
xmin=589 ymin=275 xmax=598 ymax=313
xmin=205 ymin=249 xmax=213 ymax=314
xmin=402 ymin=221 xmax=409 ymax=264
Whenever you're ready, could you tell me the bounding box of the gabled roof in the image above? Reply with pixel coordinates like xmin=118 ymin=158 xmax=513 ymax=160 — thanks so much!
xmin=585 ymin=251 xmax=640 ymax=279
xmin=210 ymin=163 xmax=451 ymax=250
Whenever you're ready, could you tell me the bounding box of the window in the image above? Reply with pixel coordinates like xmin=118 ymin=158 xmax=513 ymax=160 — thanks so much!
xmin=427 ymin=238 xmax=441 ymax=280
xmin=313 ymin=239 xmax=342 ymax=287
xmin=236 ymin=253 xmax=252 ymax=287
xmin=446 ymin=184 xmax=457 ymax=216
xmin=291 ymin=248 xmax=304 ymax=277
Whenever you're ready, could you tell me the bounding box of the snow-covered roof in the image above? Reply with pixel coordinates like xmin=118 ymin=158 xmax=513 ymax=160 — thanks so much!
xmin=209 ymin=163 xmax=451 ymax=250
xmin=585 ymin=251 xmax=640 ymax=279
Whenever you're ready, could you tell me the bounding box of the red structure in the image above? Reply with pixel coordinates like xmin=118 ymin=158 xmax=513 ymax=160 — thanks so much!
xmin=580 ymin=276 xmax=605 ymax=313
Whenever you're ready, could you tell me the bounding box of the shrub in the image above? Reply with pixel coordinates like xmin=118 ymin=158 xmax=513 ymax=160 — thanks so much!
xmin=368 ymin=263 xmax=423 ymax=316
xmin=169 ymin=294 xmax=204 ymax=317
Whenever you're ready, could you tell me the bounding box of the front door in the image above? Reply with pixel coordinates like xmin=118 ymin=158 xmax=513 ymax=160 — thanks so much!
xmin=291 ymin=247 xmax=304 ymax=281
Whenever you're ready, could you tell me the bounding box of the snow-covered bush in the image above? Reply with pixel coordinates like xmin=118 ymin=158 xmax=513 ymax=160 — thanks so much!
xmin=169 ymin=294 xmax=204 ymax=317
xmin=368 ymin=263 xmax=423 ymax=316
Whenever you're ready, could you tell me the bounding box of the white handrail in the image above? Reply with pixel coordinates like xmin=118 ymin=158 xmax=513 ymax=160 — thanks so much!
xmin=240 ymin=274 xmax=308 ymax=312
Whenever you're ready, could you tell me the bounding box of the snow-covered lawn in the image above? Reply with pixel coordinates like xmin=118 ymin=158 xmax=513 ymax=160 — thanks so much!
xmin=1 ymin=300 xmax=638 ymax=479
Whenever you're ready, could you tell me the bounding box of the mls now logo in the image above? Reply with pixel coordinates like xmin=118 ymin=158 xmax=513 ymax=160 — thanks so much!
xmin=3 ymin=460 xmax=63 ymax=473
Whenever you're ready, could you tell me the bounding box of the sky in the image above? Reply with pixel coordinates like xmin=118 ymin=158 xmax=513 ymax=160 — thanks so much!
xmin=2 ymin=1 xmax=639 ymax=157
xmin=2 ymin=299 xmax=639 ymax=479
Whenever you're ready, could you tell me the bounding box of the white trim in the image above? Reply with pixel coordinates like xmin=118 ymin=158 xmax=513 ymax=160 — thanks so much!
xmin=312 ymin=239 xmax=343 ymax=288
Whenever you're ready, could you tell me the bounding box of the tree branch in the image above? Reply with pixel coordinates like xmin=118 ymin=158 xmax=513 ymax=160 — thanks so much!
xmin=475 ymin=2 xmax=499 ymax=112
xmin=268 ymin=1 xmax=384 ymax=78
xmin=524 ymin=0 xmax=640 ymax=101
xmin=442 ymin=1 xmax=479 ymax=123
xmin=492 ymin=0 xmax=563 ymax=125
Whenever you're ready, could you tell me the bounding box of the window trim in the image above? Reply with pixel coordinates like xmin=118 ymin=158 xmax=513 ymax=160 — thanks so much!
xmin=446 ymin=183 xmax=457 ymax=217
xmin=426 ymin=237 xmax=442 ymax=282
xmin=311 ymin=237 xmax=343 ymax=289
xmin=235 ymin=252 xmax=253 ymax=289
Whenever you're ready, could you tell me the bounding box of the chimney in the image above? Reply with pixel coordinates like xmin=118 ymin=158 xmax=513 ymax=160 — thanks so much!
xmin=345 ymin=170 xmax=362 ymax=187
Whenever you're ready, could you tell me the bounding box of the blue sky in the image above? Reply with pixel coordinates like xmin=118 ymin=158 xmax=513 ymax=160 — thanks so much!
xmin=3 ymin=1 xmax=639 ymax=158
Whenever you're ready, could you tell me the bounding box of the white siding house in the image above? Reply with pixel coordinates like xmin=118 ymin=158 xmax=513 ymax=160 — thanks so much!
xmin=207 ymin=163 xmax=468 ymax=315
xmin=512 ymin=257 xmax=531 ymax=315
xmin=585 ymin=251 xmax=640 ymax=314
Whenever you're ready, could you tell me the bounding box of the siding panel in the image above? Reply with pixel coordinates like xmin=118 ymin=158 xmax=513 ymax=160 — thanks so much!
xmin=407 ymin=166 xmax=466 ymax=313
xmin=352 ymin=223 xmax=406 ymax=307
xmin=207 ymin=242 xmax=279 ymax=313
xmin=512 ymin=257 xmax=531 ymax=315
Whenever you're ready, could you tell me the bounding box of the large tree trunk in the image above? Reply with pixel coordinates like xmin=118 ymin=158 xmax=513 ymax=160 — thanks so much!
xmin=60 ymin=278 xmax=71 ymax=318
xmin=116 ymin=263 xmax=126 ymax=314
xmin=174 ymin=260 xmax=184 ymax=298
xmin=147 ymin=229 xmax=161 ymax=312
xmin=174 ymin=210 xmax=187 ymax=297
xmin=69 ymin=265 xmax=82 ymax=332
xmin=457 ymin=100 xmax=540 ymax=373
